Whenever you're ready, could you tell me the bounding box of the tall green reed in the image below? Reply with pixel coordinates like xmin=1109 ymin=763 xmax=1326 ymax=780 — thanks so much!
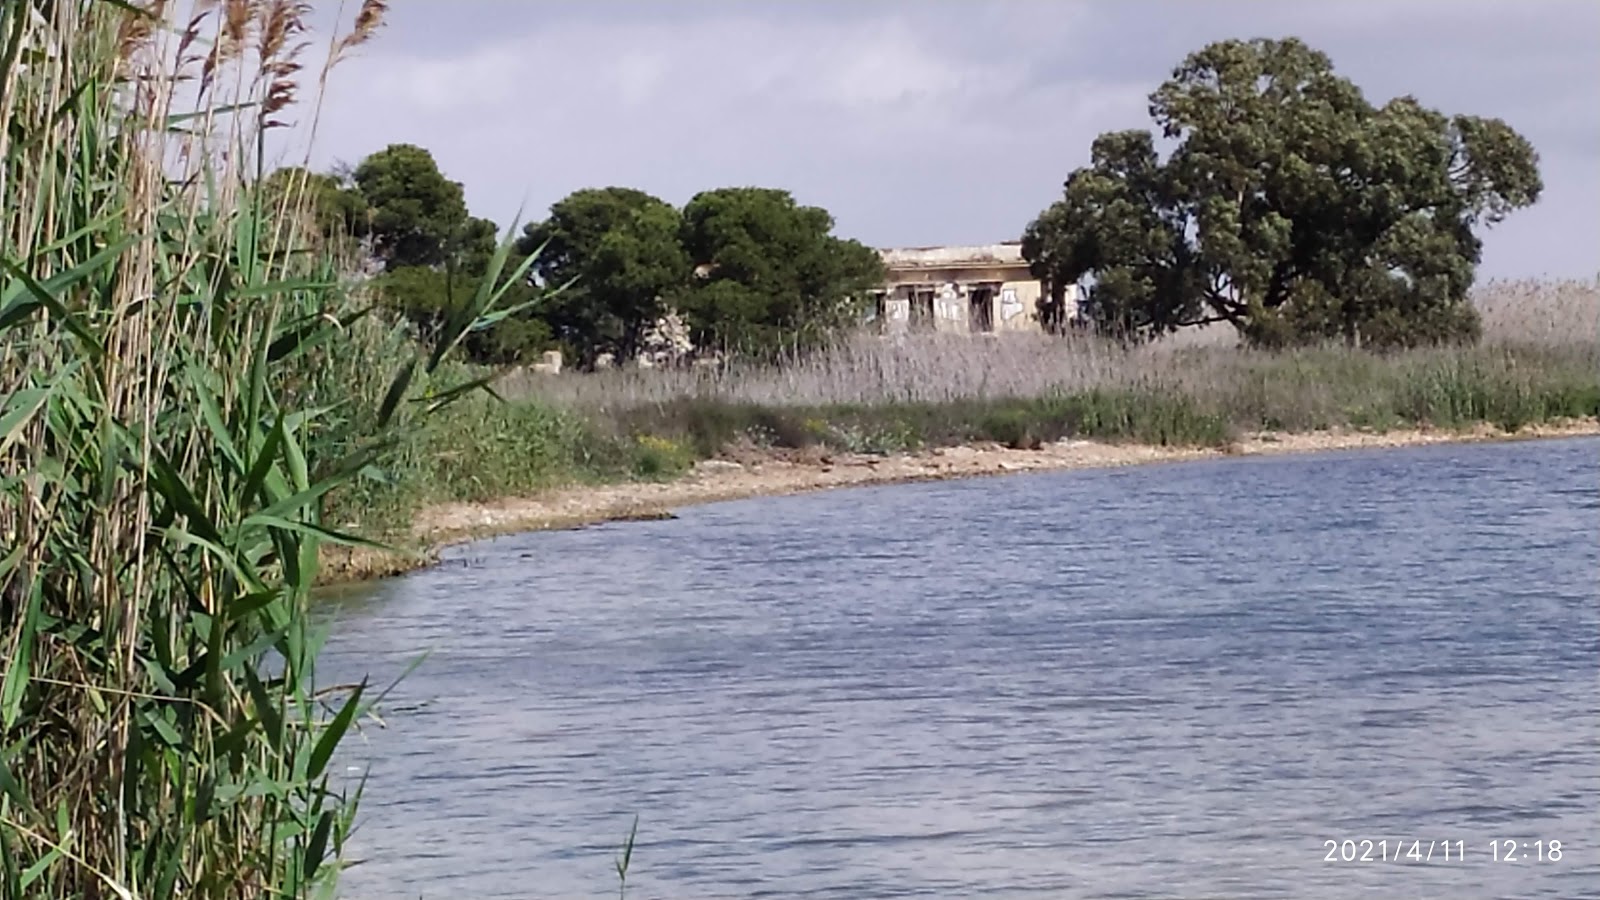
xmin=0 ymin=1 xmax=534 ymax=896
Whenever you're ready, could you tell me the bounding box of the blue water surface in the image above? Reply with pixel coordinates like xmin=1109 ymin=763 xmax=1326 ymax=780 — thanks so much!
xmin=322 ymin=436 xmax=1600 ymax=899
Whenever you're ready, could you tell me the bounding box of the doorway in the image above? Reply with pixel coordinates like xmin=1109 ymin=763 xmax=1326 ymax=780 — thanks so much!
xmin=968 ymin=287 xmax=995 ymax=333
xmin=910 ymin=290 xmax=935 ymax=332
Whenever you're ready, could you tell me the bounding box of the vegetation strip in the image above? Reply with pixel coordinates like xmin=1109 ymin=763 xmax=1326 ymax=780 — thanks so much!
xmin=320 ymin=419 xmax=1600 ymax=585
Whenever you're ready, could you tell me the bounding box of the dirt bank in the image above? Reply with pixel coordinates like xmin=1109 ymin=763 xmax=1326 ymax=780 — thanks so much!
xmin=317 ymin=419 xmax=1600 ymax=584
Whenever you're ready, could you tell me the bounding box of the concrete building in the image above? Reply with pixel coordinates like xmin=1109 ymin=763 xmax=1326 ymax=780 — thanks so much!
xmin=867 ymin=242 xmax=1079 ymax=336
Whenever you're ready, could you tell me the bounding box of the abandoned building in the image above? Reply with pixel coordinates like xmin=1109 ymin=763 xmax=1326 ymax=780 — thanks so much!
xmin=867 ymin=242 xmax=1079 ymax=336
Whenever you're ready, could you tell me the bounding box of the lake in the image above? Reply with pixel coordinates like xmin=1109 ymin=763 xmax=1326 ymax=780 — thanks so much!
xmin=321 ymin=436 xmax=1599 ymax=899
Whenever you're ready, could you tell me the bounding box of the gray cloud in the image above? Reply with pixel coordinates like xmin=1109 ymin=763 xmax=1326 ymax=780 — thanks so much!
xmin=288 ymin=0 xmax=1599 ymax=278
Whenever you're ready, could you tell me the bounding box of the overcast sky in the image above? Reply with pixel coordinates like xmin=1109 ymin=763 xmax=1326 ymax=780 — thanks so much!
xmin=284 ymin=0 xmax=1599 ymax=278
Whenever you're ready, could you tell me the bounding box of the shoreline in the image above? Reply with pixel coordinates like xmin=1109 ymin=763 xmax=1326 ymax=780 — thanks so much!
xmin=317 ymin=418 xmax=1600 ymax=584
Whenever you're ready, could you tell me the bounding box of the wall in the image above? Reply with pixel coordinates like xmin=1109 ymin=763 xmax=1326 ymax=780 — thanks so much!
xmin=879 ymin=296 xmax=911 ymax=334
xmin=995 ymin=280 xmax=1042 ymax=332
xmin=882 ymin=265 xmax=1027 ymax=288
xmin=874 ymin=278 xmax=1046 ymax=335
xmin=933 ymin=284 xmax=967 ymax=333
xmin=870 ymin=243 xmax=1080 ymax=337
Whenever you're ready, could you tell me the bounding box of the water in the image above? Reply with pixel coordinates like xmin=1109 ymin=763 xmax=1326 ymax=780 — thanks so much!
xmin=321 ymin=437 xmax=1600 ymax=899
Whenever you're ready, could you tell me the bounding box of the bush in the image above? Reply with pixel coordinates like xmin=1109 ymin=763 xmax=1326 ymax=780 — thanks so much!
xmin=631 ymin=435 xmax=695 ymax=479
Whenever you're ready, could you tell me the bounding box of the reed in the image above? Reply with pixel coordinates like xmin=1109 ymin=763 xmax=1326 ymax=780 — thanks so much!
xmin=494 ymin=280 xmax=1599 ymax=456
xmin=315 ymin=282 xmax=1598 ymax=541
xmin=514 ymin=280 xmax=1599 ymax=411
xmin=0 ymin=2 xmax=526 ymax=896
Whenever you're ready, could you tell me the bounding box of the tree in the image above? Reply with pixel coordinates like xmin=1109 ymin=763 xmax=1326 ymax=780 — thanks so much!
xmin=352 ymin=143 xmax=470 ymax=270
xmin=373 ymin=265 xmax=461 ymax=343
xmin=517 ymin=187 xmax=689 ymax=367
xmin=1022 ymin=37 xmax=1542 ymax=347
xmin=678 ymin=187 xmax=883 ymax=356
xmin=376 ymin=261 xmax=551 ymax=363
xmin=261 ymin=166 xmax=368 ymax=246
xmin=454 ymin=215 xmax=501 ymax=277
xmin=352 ymin=147 xmax=555 ymax=361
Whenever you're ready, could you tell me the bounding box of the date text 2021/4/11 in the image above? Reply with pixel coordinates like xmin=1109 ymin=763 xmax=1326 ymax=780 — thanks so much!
xmin=1323 ymin=839 xmax=1563 ymax=863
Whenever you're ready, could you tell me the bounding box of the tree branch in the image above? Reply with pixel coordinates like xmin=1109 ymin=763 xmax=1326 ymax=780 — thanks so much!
xmin=1174 ymin=311 xmax=1238 ymax=329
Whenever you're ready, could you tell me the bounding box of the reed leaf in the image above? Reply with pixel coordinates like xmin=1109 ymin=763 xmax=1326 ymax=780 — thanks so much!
xmin=0 ymin=1 xmax=479 ymax=895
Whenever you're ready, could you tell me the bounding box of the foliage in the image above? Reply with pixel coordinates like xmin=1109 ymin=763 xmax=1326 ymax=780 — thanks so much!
xmin=319 ymin=376 xmax=682 ymax=537
xmin=352 ymin=143 xmax=471 ymax=270
xmin=630 ymin=435 xmax=695 ymax=479
xmin=375 ymin=265 xmax=464 ymax=340
xmin=0 ymin=2 xmax=529 ymax=896
xmin=1022 ymin=37 xmax=1542 ymax=348
xmin=351 ymin=149 xmax=549 ymax=363
xmin=262 ymin=166 xmax=369 ymax=246
xmin=374 ymin=264 xmax=548 ymax=362
xmin=518 ymin=187 xmax=690 ymax=368
xmin=608 ymin=391 xmax=1233 ymax=456
xmin=677 ymin=187 xmax=885 ymax=357
xmin=567 ymin=342 xmax=1595 ymax=463
xmin=465 ymin=307 xmax=555 ymax=365
xmin=455 ymin=215 xmax=504 ymax=277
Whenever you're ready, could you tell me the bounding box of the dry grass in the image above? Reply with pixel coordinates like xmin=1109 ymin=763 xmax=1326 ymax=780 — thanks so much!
xmin=515 ymin=332 xmax=1133 ymax=408
xmin=509 ymin=279 xmax=1600 ymax=413
xmin=1474 ymin=277 xmax=1600 ymax=345
xmin=452 ymin=279 xmax=1600 ymax=464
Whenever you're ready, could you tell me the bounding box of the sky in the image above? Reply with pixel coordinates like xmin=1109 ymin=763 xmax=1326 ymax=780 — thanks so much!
xmin=281 ymin=0 xmax=1600 ymax=279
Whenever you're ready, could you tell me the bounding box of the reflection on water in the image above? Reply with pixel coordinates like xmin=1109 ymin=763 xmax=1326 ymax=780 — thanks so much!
xmin=322 ymin=437 xmax=1600 ymax=899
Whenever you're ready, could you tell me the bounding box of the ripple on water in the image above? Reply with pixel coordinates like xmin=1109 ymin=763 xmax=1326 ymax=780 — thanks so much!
xmin=321 ymin=437 xmax=1600 ymax=899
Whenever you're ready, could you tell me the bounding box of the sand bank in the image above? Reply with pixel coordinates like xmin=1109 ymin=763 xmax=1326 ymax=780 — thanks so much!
xmin=318 ymin=419 xmax=1600 ymax=584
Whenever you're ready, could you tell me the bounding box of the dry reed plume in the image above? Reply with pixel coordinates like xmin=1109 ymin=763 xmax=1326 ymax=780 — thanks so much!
xmin=514 ymin=279 xmax=1600 ymax=413
xmin=0 ymin=2 xmax=411 ymax=898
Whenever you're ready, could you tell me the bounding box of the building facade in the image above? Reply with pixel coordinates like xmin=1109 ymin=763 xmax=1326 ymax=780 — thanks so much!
xmin=867 ymin=242 xmax=1079 ymax=336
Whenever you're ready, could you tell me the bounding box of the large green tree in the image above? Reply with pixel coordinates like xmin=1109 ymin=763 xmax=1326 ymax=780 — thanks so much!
xmin=678 ymin=187 xmax=884 ymax=356
xmin=353 ymin=143 xmax=471 ymax=270
xmin=517 ymin=187 xmax=689 ymax=367
xmin=352 ymin=146 xmax=553 ymax=361
xmin=1022 ymin=37 xmax=1542 ymax=347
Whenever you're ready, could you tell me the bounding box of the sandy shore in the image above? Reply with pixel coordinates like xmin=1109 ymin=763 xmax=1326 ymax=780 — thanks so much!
xmin=318 ymin=419 xmax=1600 ymax=583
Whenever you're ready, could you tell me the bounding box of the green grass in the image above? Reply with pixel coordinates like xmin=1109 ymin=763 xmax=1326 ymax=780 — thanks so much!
xmin=322 ymin=335 xmax=1600 ymax=547
xmin=321 ymin=389 xmax=663 ymax=536
xmin=607 ymin=388 xmax=1232 ymax=455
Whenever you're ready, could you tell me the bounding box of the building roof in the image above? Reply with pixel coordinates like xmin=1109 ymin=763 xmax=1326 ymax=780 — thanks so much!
xmin=878 ymin=242 xmax=1026 ymax=271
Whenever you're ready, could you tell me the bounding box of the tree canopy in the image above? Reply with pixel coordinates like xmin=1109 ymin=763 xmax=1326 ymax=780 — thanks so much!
xmin=336 ymin=146 xmax=553 ymax=362
xmin=353 ymin=143 xmax=471 ymax=270
xmin=377 ymin=263 xmax=548 ymax=364
xmin=517 ymin=187 xmax=690 ymax=367
xmin=1022 ymin=37 xmax=1542 ymax=347
xmin=678 ymin=187 xmax=884 ymax=356
xmin=283 ymin=147 xmax=887 ymax=368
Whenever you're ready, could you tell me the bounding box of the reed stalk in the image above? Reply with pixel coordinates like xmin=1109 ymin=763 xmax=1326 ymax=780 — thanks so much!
xmin=0 ymin=2 xmax=531 ymax=896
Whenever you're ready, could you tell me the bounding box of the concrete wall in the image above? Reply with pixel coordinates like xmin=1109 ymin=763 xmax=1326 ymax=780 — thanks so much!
xmin=882 ymin=264 xmax=1027 ymax=288
xmin=933 ymin=284 xmax=966 ymax=333
xmin=995 ymin=280 xmax=1041 ymax=332
xmin=870 ymin=244 xmax=1082 ymax=337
